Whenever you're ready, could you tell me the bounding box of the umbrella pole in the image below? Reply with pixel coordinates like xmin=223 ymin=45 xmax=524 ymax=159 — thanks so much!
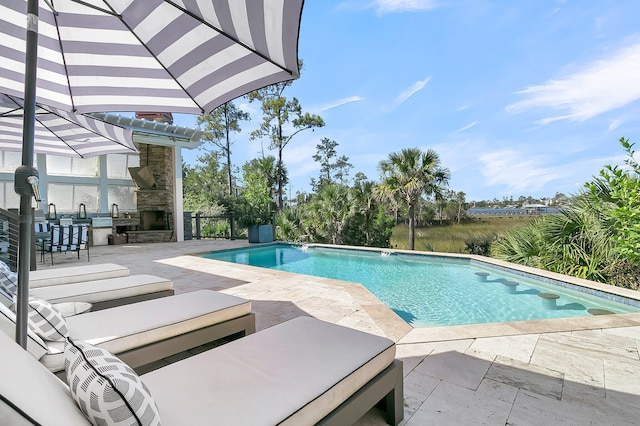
xmin=14 ymin=0 xmax=40 ymax=349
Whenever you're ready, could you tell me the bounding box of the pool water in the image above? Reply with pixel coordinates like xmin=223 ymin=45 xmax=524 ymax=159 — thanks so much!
xmin=202 ymin=245 xmax=640 ymax=327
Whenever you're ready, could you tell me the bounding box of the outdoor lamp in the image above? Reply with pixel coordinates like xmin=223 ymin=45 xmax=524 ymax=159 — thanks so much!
xmin=111 ymin=203 xmax=119 ymax=218
xmin=78 ymin=203 xmax=87 ymax=219
xmin=47 ymin=203 xmax=57 ymax=220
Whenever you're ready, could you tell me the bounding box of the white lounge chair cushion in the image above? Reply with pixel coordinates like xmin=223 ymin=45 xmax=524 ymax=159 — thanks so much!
xmin=30 ymin=263 xmax=130 ymax=288
xmin=65 ymin=339 xmax=161 ymax=426
xmin=30 ymin=274 xmax=172 ymax=304
xmin=54 ymin=301 xmax=93 ymax=317
xmin=0 ymin=316 xmax=395 ymax=426
xmin=22 ymin=297 xmax=69 ymax=342
xmin=0 ymin=331 xmax=89 ymax=425
xmin=0 ymin=301 xmax=48 ymax=360
xmin=40 ymin=290 xmax=251 ymax=372
xmin=142 ymin=316 xmax=396 ymax=426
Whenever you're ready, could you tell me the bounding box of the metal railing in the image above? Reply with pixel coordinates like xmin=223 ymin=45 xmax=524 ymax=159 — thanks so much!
xmin=186 ymin=213 xmax=237 ymax=240
xmin=0 ymin=208 xmax=20 ymax=271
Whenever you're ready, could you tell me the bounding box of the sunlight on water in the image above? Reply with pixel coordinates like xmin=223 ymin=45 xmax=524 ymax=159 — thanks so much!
xmin=203 ymin=245 xmax=640 ymax=327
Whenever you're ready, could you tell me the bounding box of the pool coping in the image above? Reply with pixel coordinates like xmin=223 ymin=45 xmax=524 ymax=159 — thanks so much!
xmin=196 ymin=242 xmax=640 ymax=344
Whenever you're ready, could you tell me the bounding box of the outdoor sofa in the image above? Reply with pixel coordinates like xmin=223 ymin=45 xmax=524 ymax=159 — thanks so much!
xmin=0 ymin=289 xmax=255 ymax=376
xmin=0 ymin=315 xmax=403 ymax=425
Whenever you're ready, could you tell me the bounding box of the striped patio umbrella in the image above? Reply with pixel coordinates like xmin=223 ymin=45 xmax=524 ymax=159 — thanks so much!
xmin=0 ymin=0 xmax=303 ymax=114
xmin=0 ymin=0 xmax=305 ymax=348
xmin=0 ymin=94 xmax=137 ymax=158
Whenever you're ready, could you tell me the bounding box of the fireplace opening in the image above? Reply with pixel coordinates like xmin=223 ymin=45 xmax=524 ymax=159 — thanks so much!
xmin=141 ymin=210 xmax=168 ymax=231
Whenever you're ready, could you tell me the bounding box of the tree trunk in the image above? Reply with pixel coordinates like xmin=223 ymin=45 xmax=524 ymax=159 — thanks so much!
xmin=277 ymin=124 xmax=284 ymax=210
xmin=277 ymin=147 xmax=284 ymax=209
xmin=225 ymin=124 xmax=232 ymax=197
xmin=408 ymin=204 xmax=415 ymax=250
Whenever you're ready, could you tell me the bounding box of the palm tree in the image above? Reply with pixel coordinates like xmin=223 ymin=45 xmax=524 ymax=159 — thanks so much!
xmin=375 ymin=148 xmax=450 ymax=250
xmin=244 ymin=156 xmax=282 ymax=200
xmin=492 ymin=194 xmax=618 ymax=283
xmin=309 ymin=184 xmax=352 ymax=245
xmin=350 ymin=178 xmax=376 ymax=246
xmin=456 ymin=191 xmax=466 ymax=224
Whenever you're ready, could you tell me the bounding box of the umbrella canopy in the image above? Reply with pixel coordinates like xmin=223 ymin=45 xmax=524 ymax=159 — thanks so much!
xmin=0 ymin=0 xmax=305 ymax=349
xmin=0 ymin=0 xmax=304 ymax=114
xmin=0 ymin=94 xmax=137 ymax=158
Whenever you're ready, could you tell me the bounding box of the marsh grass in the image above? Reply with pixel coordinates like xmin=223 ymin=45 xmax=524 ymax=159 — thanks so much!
xmin=390 ymin=216 xmax=535 ymax=253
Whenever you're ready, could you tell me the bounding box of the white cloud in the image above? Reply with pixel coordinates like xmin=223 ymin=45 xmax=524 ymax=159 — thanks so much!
xmin=608 ymin=118 xmax=623 ymax=132
xmin=397 ymin=77 xmax=430 ymax=104
xmin=506 ymin=43 xmax=640 ymax=123
xmin=283 ymin=139 xmax=320 ymax=178
xmin=315 ymin=96 xmax=363 ymax=113
xmin=374 ymin=0 xmax=439 ymax=13
xmin=384 ymin=77 xmax=430 ymax=111
xmin=478 ymin=149 xmax=561 ymax=192
xmin=453 ymin=121 xmax=478 ymax=133
xmin=237 ymin=101 xmax=260 ymax=117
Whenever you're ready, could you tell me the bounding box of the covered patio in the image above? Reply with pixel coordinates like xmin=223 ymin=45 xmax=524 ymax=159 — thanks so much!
xmin=39 ymin=240 xmax=640 ymax=425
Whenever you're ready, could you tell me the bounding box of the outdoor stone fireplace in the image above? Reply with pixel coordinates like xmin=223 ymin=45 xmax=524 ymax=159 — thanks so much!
xmin=125 ymin=142 xmax=176 ymax=243
xmin=140 ymin=210 xmax=169 ymax=231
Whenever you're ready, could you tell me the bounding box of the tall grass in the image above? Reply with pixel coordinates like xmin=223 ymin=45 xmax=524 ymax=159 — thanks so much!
xmin=390 ymin=216 xmax=534 ymax=253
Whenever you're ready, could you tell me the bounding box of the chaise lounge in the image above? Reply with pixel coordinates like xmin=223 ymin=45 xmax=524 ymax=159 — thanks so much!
xmin=0 ymin=289 xmax=256 ymax=376
xmin=0 ymin=316 xmax=403 ymax=425
xmin=29 ymin=263 xmax=130 ymax=287
xmin=1 ymin=260 xmax=174 ymax=311
xmin=29 ymin=274 xmax=175 ymax=310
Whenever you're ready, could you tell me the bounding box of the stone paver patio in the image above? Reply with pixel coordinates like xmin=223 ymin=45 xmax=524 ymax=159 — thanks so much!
xmin=38 ymin=239 xmax=640 ymax=425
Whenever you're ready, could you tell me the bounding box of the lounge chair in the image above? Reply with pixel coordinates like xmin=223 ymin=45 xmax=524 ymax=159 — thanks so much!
xmin=0 ymin=260 xmax=169 ymax=310
xmin=30 ymin=274 xmax=175 ymax=310
xmin=0 ymin=289 xmax=255 ymax=376
xmin=0 ymin=316 xmax=403 ymax=425
xmin=29 ymin=263 xmax=130 ymax=287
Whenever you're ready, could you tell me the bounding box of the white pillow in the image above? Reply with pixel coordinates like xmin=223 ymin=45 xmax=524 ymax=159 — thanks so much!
xmin=64 ymin=338 xmax=161 ymax=426
xmin=18 ymin=296 xmax=68 ymax=342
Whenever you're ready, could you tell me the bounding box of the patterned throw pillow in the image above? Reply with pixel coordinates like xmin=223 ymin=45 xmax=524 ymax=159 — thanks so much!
xmin=19 ymin=296 xmax=69 ymax=342
xmin=0 ymin=300 xmax=49 ymax=359
xmin=64 ymin=339 xmax=162 ymax=426
xmin=0 ymin=287 xmax=12 ymax=306
xmin=0 ymin=260 xmax=17 ymax=296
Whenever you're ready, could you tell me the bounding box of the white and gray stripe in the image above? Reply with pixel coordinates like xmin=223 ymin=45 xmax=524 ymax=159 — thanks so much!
xmin=0 ymin=0 xmax=304 ymax=114
xmin=0 ymin=93 xmax=137 ymax=157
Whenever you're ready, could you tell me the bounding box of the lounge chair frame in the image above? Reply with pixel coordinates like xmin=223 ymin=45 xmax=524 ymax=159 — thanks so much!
xmin=121 ymin=313 xmax=256 ymax=372
xmin=89 ymin=288 xmax=175 ymax=311
xmin=53 ymin=312 xmax=256 ymax=380
xmin=317 ymin=359 xmax=403 ymax=426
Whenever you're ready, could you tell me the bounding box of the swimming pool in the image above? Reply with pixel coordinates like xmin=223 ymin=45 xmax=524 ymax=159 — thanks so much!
xmin=202 ymin=244 xmax=640 ymax=327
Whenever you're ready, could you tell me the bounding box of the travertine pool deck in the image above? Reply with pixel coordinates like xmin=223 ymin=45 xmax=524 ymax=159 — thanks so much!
xmin=39 ymin=240 xmax=640 ymax=425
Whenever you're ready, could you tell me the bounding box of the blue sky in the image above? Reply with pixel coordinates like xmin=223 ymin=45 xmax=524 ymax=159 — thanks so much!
xmin=177 ymin=0 xmax=640 ymax=202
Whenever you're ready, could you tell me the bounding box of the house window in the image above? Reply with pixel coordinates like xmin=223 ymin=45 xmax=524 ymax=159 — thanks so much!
xmin=107 ymin=154 xmax=140 ymax=179
xmin=0 ymin=182 xmax=20 ymax=209
xmin=47 ymin=156 xmax=99 ymax=177
xmin=108 ymin=185 xmax=136 ymax=211
xmin=48 ymin=184 xmax=99 ymax=213
xmin=0 ymin=151 xmax=23 ymax=173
